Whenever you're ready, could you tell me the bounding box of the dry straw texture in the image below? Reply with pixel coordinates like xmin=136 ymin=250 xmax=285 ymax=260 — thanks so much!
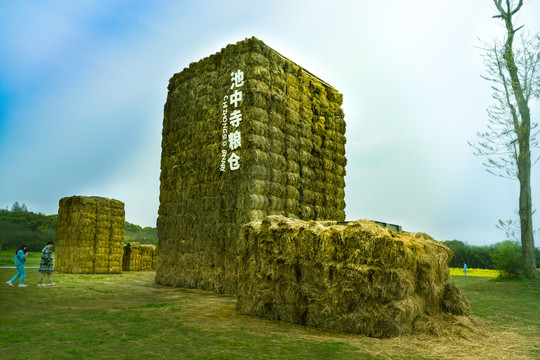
xmin=123 ymin=242 xmax=157 ymax=271
xmin=54 ymin=196 xmax=125 ymax=274
xmin=157 ymin=37 xmax=346 ymax=294
xmin=236 ymin=215 xmax=471 ymax=338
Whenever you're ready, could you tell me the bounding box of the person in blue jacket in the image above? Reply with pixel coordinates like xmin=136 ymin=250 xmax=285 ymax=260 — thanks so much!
xmin=6 ymin=245 xmax=29 ymax=287
xmin=463 ymin=263 xmax=467 ymax=276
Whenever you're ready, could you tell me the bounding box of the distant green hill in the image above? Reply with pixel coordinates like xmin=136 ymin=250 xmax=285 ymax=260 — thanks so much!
xmin=0 ymin=205 xmax=157 ymax=252
xmin=124 ymin=222 xmax=158 ymax=245
xmin=0 ymin=208 xmax=56 ymax=251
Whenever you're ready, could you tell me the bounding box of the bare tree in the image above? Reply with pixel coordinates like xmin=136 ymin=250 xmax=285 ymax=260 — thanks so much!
xmin=470 ymin=0 xmax=540 ymax=278
xmin=496 ymin=210 xmax=540 ymax=242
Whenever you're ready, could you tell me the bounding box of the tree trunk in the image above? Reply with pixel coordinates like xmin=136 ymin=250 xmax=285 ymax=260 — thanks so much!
xmin=498 ymin=0 xmax=537 ymax=278
xmin=517 ymin=144 xmax=537 ymax=278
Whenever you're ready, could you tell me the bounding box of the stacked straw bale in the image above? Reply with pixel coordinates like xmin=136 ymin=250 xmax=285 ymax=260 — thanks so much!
xmin=54 ymin=196 xmax=125 ymax=274
xmin=123 ymin=242 xmax=157 ymax=271
xmin=236 ymin=216 xmax=471 ymax=338
xmin=157 ymin=37 xmax=346 ymax=293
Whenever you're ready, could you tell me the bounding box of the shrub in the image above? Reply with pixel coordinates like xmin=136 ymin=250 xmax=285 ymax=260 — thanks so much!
xmin=491 ymin=241 xmax=524 ymax=279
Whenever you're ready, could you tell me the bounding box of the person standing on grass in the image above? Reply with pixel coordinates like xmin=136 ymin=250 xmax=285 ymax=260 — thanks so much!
xmin=38 ymin=241 xmax=55 ymax=287
xmin=463 ymin=263 xmax=467 ymax=276
xmin=6 ymin=245 xmax=29 ymax=287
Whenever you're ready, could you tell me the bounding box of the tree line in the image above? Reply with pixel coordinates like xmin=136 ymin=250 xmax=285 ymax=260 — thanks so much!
xmin=0 ymin=204 xmax=57 ymax=251
xmin=0 ymin=203 xmax=157 ymax=252
xmin=124 ymin=222 xmax=158 ymax=245
xmin=443 ymin=239 xmax=540 ymax=278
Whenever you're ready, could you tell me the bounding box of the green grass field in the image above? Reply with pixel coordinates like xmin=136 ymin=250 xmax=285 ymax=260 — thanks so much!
xmin=1 ymin=251 xmax=539 ymax=359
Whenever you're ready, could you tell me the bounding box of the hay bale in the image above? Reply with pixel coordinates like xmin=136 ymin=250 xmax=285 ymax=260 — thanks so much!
xmin=123 ymin=242 xmax=157 ymax=271
xmin=236 ymin=215 xmax=471 ymax=338
xmin=157 ymin=37 xmax=346 ymax=294
xmin=54 ymin=196 xmax=125 ymax=274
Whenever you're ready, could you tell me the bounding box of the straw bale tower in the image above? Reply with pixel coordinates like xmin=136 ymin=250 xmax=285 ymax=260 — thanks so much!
xmin=123 ymin=243 xmax=157 ymax=271
xmin=157 ymin=37 xmax=346 ymax=293
xmin=54 ymin=196 xmax=125 ymax=274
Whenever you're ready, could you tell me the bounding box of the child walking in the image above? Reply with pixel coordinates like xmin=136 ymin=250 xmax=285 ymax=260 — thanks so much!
xmin=38 ymin=241 xmax=55 ymax=286
xmin=6 ymin=245 xmax=29 ymax=287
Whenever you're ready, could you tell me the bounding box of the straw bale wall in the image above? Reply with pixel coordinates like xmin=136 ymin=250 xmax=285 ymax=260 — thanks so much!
xmin=54 ymin=196 xmax=125 ymax=274
xmin=157 ymin=37 xmax=346 ymax=293
xmin=123 ymin=242 xmax=157 ymax=271
xmin=236 ymin=216 xmax=471 ymax=338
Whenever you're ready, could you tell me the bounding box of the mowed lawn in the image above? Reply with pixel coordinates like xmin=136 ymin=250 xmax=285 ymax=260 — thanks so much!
xmin=0 ymin=252 xmax=539 ymax=360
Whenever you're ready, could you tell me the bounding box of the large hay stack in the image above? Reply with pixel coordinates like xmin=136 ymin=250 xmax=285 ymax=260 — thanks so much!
xmin=54 ymin=196 xmax=125 ymax=274
xmin=236 ymin=216 xmax=471 ymax=338
xmin=123 ymin=242 xmax=157 ymax=271
xmin=157 ymin=37 xmax=346 ymax=293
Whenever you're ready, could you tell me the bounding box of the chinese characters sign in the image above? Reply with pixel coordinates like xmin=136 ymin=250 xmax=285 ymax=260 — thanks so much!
xmin=220 ymin=69 xmax=244 ymax=172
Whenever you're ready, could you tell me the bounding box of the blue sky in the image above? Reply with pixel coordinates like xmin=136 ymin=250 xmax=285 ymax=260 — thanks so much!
xmin=1 ymin=0 xmax=539 ymax=245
